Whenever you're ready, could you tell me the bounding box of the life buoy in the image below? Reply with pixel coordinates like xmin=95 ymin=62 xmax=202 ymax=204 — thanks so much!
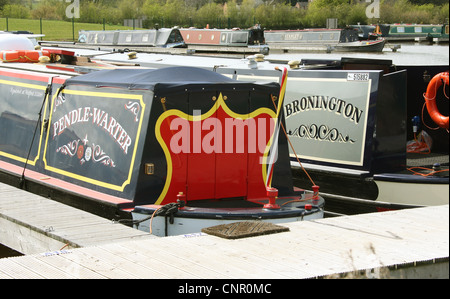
xmin=423 ymin=71 xmax=449 ymax=130
xmin=0 ymin=50 xmax=50 ymax=63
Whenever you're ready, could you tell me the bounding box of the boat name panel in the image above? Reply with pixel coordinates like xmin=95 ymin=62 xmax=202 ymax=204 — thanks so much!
xmin=45 ymin=87 xmax=146 ymax=191
xmin=282 ymin=73 xmax=377 ymax=167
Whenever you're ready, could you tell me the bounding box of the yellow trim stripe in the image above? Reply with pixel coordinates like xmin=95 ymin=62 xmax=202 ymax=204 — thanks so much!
xmin=0 ymin=79 xmax=48 ymax=166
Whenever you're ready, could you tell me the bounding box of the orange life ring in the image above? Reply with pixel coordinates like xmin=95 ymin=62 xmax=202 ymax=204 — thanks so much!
xmin=423 ymin=71 xmax=449 ymax=130
xmin=0 ymin=50 xmax=50 ymax=63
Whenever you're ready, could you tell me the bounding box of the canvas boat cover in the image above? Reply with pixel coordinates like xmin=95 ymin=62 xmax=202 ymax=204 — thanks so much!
xmin=65 ymin=66 xmax=276 ymax=91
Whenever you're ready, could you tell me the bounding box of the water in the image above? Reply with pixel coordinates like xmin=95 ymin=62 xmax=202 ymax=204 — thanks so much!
xmin=266 ymin=42 xmax=449 ymax=66
xmin=0 ymin=43 xmax=447 ymax=259
xmin=0 ymin=244 xmax=22 ymax=259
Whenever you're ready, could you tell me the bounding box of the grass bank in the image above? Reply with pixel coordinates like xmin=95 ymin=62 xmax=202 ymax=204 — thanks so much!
xmin=1 ymin=18 xmax=134 ymax=41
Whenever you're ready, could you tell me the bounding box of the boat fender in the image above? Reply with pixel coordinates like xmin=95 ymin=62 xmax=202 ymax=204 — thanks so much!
xmin=38 ymin=56 xmax=51 ymax=64
xmin=0 ymin=50 xmax=51 ymax=63
xmin=255 ymin=54 xmax=265 ymax=62
xmin=288 ymin=60 xmax=300 ymax=69
xmin=423 ymin=72 xmax=449 ymax=130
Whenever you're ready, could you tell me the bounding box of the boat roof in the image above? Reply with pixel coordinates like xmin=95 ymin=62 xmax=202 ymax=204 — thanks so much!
xmin=65 ymin=66 xmax=275 ymax=91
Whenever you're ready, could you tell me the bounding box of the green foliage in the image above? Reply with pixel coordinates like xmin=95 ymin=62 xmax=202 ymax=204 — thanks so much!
xmin=1 ymin=4 xmax=31 ymax=18
xmin=379 ymin=0 xmax=448 ymax=24
xmin=30 ymin=0 xmax=66 ymax=20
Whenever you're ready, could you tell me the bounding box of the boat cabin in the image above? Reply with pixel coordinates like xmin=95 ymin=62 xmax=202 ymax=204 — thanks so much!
xmin=0 ymin=66 xmax=299 ymax=218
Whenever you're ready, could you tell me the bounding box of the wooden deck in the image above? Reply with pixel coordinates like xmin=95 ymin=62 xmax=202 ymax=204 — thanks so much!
xmin=0 ymin=182 xmax=155 ymax=256
xmin=1 ymin=179 xmax=448 ymax=278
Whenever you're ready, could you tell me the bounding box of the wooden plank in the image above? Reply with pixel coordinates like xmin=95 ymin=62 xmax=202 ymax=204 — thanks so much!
xmin=108 ymin=241 xmax=205 ymax=279
xmin=53 ymin=248 xmax=140 ymax=279
xmin=33 ymin=251 xmax=107 ymax=279
xmin=118 ymin=239 xmax=231 ymax=279
xmin=81 ymin=246 xmax=171 ymax=279
xmin=162 ymin=236 xmax=297 ymax=278
xmin=158 ymin=238 xmax=288 ymax=279
xmin=0 ymin=258 xmax=45 ymax=279
xmin=0 ymin=182 xmax=155 ymax=254
xmin=0 ymin=267 xmax=14 ymax=279
xmin=99 ymin=245 xmax=172 ymax=278
xmin=5 ymin=255 xmax=77 ymax=279
xmin=100 ymin=243 xmax=182 ymax=278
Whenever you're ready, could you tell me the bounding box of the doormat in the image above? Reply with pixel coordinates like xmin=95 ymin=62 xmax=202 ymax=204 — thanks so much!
xmin=201 ymin=221 xmax=289 ymax=239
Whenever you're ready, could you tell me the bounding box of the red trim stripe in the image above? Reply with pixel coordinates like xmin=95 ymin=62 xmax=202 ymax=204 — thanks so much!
xmin=0 ymin=160 xmax=132 ymax=206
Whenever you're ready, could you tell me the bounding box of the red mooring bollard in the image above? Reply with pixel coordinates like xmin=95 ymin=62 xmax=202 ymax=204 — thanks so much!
xmin=264 ymin=187 xmax=280 ymax=209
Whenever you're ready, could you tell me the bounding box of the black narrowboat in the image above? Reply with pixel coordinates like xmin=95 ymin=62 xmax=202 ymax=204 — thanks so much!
xmin=0 ymin=43 xmax=324 ymax=236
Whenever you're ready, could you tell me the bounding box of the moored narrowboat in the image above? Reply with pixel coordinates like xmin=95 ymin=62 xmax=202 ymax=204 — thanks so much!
xmin=73 ymin=50 xmax=448 ymax=215
xmin=0 ymin=38 xmax=324 ymax=236
xmin=178 ymin=27 xmax=269 ymax=55
xmin=179 ymin=27 xmax=265 ymax=46
xmin=78 ymin=28 xmax=186 ymax=48
xmin=264 ymin=28 xmax=386 ymax=52
xmin=350 ymin=23 xmax=449 ymax=43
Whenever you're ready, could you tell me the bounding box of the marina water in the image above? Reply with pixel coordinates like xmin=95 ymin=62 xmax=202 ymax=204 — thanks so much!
xmin=266 ymin=42 xmax=449 ymax=66
xmin=0 ymin=43 xmax=448 ymax=258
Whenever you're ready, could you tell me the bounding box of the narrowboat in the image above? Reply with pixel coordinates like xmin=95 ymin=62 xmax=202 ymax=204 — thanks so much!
xmin=179 ymin=27 xmax=265 ymax=46
xmin=351 ymin=24 xmax=449 ymax=43
xmin=387 ymin=24 xmax=446 ymax=42
xmin=69 ymin=49 xmax=448 ymax=215
xmin=264 ymin=28 xmax=385 ymax=52
xmin=78 ymin=28 xmax=186 ymax=48
xmin=0 ymin=34 xmax=324 ymax=237
xmin=178 ymin=27 xmax=269 ymax=55
xmin=280 ymin=60 xmax=448 ymax=215
xmin=427 ymin=23 xmax=449 ymax=43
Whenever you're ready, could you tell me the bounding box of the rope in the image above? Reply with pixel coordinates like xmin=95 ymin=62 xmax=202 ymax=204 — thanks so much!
xmin=406 ymin=166 xmax=449 ymax=177
xmin=116 ymin=201 xmax=184 ymax=235
xmin=19 ymin=77 xmax=54 ymax=189
xmin=407 ymin=131 xmax=431 ymax=154
xmin=421 ymin=102 xmax=440 ymax=131
xmin=270 ymin=95 xmax=316 ymax=187
xmin=281 ymin=197 xmax=311 ymax=206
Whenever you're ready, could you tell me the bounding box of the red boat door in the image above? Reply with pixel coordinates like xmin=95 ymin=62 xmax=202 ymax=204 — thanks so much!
xmin=186 ymin=91 xmax=248 ymax=201
xmin=214 ymin=97 xmax=249 ymax=199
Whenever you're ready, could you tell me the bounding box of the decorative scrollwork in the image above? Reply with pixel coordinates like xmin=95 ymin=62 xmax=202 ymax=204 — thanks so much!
xmin=56 ymin=140 xmax=79 ymax=156
xmin=56 ymin=138 xmax=115 ymax=167
xmin=125 ymin=101 xmax=141 ymax=122
xmin=288 ymin=124 xmax=356 ymax=143
xmin=91 ymin=144 xmax=116 ymax=167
